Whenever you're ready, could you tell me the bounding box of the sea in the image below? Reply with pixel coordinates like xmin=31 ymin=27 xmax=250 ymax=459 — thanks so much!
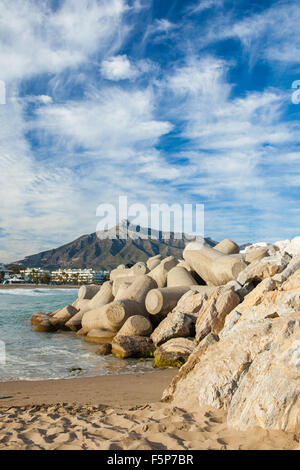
xmin=0 ymin=288 xmax=153 ymax=382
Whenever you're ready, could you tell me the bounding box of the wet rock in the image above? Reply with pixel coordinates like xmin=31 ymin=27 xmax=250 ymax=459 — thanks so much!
xmin=97 ymin=343 xmax=112 ymax=355
xmin=154 ymin=338 xmax=195 ymax=368
xmin=111 ymin=335 xmax=155 ymax=359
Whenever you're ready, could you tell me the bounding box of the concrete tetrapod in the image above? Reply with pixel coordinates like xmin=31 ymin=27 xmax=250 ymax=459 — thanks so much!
xmin=110 ymin=267 xmax=133 ymax=281
xmin=110 ymin=262 xmax=148 ymax=281
xmin=78 ymin=284 xmax=101 ymax=300
xmin=167 ymin=266 xmax=197 ymax=287
xmin=89 ymin=281 xmax=114 ymax=309
xmin=130 ymin=262 xmax=149 ymax=276
xmin=104 ymin=300 xmax=149 ymax=332
xmin=148 ymin=256 xmax=178 ymax=288
xmin=104 ymin=275 xmax=157 ymax=331
xmin=49 ymin=305 xmax=78 ymax=328
xmin=81 ymin=303 xmax=114 ymax=333
xmin=114 ymin=282 xmax=133 ymax=300
xmin=65 ymin=299 xmax=93 ymax=331
xmin=147 ymin=254 xmax=162 ymax=271
xmin=116 ymin=315 xmax=153 ymax=337
xmin=112 ymin=276 xmax=136 ymax=297
xmin=122 ymin=274 xmax=157 ymax=305
xmin=145 ymin=287 xmax=191 ymax=316
xmin=183 ymin=242 xmax=247 ymax=286
xmin=84 ymin=328 xmax=116 ymax=344
xmin=214 ymin=238 xmax=240 ymax=255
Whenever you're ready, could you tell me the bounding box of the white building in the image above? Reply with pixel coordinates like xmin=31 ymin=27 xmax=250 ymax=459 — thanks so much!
xmin=50 ymin=268 xmax=108 ymax=284
xmin=20 ymin=267 xmax=48 ymax=277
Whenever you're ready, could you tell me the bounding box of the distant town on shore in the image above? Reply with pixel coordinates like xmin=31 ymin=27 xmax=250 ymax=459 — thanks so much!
xmin=0 ymin=264 xmax=110 ymax=286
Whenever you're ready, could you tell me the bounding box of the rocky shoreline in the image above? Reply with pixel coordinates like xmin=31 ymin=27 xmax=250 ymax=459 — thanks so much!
xmin=30 ymin=236 xmax=300 ymax=434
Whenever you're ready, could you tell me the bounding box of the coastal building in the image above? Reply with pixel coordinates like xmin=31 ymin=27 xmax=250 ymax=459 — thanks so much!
xmin=20 ymin=267 xmax=48 ymax=277
xmin=50 ymin=268 xmax=109 ymax=284
xmin=7 ymin=276 xmax=24 ymax=284
xmin=1 ymin=266 xmax=110 ymax=285
xmin=0 ymin=264 xmax=12 ymax=280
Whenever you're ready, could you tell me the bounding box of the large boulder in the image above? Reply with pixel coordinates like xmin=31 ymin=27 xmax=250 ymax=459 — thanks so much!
xmin=111 ymin=335 xmax=155 ymax=359
xmin=162 ymin=314 xmax=300 ymax=433
xmin=224 ymin=271 xmax=300 ymax=334
xmin=151 ymin=311 xmax=194 ymax=347
xmin=224 ymin=280 xmax=254 ymax=301
xmin=222 ymin=277 xmax=280 ymax=335
xmin=154 ymin=338 xmax=195 ymax=368
xmin=171 ymin=286 xmax=218 ymax=320
xmin=227 ymin=319 xmax=300 ymax=431
xmin=275 ymin=236 xmax=300 ymax=257
xmin=273 ymin=255 xmax=300 ymax=283
xmin=280 ymin=269 xmax=300 ymax=291
xmin=31 ymin=313 xmax=58 ymax=332
xmin=195 ymin=287 xmax=240 ymax=343
xmin=237 ymin=253 xmax=291 ymax=286
xmin=183 ymin=243 xmax=247 ymax=286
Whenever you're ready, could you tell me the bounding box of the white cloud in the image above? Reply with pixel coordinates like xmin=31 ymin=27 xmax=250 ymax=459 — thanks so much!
xmin=101 ymin=55 xmax=136 ymax=80
xmin=205 ymin=1 xmax=300 ymax=67
xmin=100 ymin=55 xmax=154 ymax=81
xmin=161 ymin=55 xmax=300 ymax=240
xmin=0 ymin=0 xmax=128 ymax=82
xmin=143 ymin=18 xmax=177 ymax=42
xmin=189 ymin=0 xmax=224 ymax=14
xmin=34 ymin=87 xmax=172 ymax=152
xmin=2 ymin=0 xmax=300 ymax=261
xmin=0 ymin=93 xmax=82 ymax=262
xmin=24 ymin=95 xmax=53 ymax=105
xmin=151 ymin=19 xmax=175 ymax=33
xmin=0 ymin=0 xmax=132 ymax=262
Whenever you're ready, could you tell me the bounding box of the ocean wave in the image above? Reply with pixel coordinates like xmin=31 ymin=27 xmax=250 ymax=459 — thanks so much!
xmin=0 ymin=288 xmax=78 ymax=296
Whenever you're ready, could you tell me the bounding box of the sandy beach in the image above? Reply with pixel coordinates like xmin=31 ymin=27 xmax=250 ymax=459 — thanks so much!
xmin=0 ymin=370 xmax=299 ymax=450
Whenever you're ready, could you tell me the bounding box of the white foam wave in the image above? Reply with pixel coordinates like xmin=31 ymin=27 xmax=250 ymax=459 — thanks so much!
xmin=0 ymin=288 xmax=78 ymax=296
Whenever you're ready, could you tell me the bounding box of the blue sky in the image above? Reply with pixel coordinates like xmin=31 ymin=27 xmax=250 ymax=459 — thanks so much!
xmin=1 ymin=0 xmax=300 ymax=262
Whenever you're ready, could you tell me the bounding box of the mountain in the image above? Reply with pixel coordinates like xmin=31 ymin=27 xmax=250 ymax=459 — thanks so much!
xmin=14 ymin=221 xmax=217 ymax=270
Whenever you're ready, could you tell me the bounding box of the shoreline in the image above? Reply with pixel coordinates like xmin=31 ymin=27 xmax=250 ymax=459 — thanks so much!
xmin=0 ymin=284 xmax=80 ymax=289
xmin=0 ymin=369 xmax=177 ymax=407
xmin=0 ymin=370 xmax=298 ymax=450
